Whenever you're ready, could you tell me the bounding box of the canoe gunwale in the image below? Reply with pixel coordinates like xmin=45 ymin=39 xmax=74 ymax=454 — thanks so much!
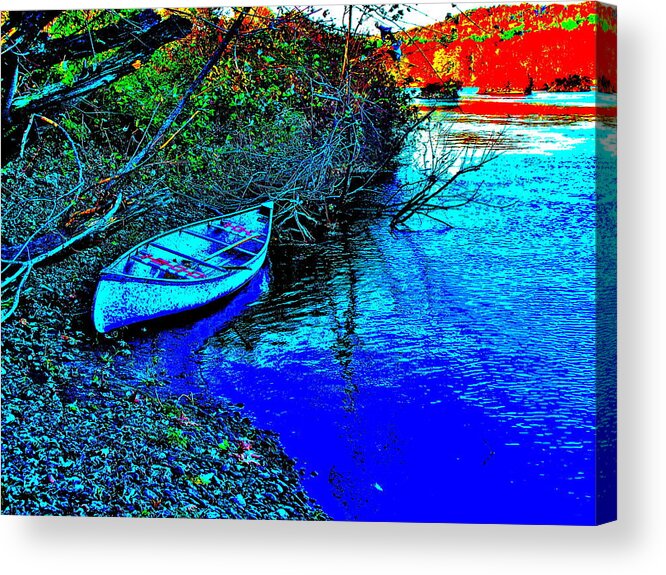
xmin=100 ymin=202 xmax=273 ymax=284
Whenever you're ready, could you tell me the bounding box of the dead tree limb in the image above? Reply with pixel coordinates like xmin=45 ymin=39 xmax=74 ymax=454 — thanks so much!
xmin=389 ymin=128 xmax=505 ymax=231
xmin=1 ymin=262 xmax=33 ymax=323
xmin=2 ymin=11 xmax=193 ymax=162
xmin=23 ymin=10 xmax=161 ymax=70
xmin=10 ymin=15 xmax=192 ymax=116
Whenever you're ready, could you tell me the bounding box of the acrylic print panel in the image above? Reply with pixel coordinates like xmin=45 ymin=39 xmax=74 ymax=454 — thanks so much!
xmin=1 ymin=2 xmax=616 ymax=524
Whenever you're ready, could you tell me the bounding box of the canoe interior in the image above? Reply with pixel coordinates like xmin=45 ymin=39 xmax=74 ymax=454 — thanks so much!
xmin=104 ymin=203 xmax=272 ymax=283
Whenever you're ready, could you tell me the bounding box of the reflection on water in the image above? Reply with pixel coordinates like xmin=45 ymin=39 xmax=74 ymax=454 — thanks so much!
xmin=125 ymin=112 xmax=615 ymax=524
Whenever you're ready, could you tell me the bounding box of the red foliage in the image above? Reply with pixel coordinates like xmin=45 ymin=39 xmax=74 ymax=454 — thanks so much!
xmin=400 ymin=1 xmax=617 ymax=93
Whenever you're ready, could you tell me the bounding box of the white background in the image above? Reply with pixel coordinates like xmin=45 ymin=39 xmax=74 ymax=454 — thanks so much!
xmin=2 ymin=1 xmax=665 ymax=573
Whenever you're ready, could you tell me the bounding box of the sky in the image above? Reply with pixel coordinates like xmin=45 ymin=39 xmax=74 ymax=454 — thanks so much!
xmin=3 ymin=2 xmax=572 ymax=29
xmin=2 ymin=1 xmax=585 ymax=38
xmin=280 ymin=2 xmax=582 ymax=35
xmin=306 ymin=3 xmax=489 ymax=33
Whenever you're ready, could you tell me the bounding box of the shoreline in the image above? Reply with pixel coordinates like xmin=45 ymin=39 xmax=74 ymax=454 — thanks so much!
xmin=412 ymin=88 xmax=618 ymax=117
xmin=1 ymin=205 xmax=330 ymax=520
xmin=1 ymin=324 xmax=329 ymax=519
xmin=417 ymin=100 xmax=617 ymax=117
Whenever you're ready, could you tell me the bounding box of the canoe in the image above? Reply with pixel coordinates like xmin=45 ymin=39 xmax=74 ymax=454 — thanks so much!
xmin=92 ymin=201 xmax=273 ymax=333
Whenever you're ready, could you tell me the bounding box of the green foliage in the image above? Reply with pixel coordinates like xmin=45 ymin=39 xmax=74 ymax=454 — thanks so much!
xmin=165 ymin=427 xmax=188 ymax=448
xmin=197 ymin=472 xmax=215 ymax=485
xmin=500 ymin=23 xmax=525 ymax=41
xmin=468 ymin=33 xmax=491 ymax=42
xmin=46 ymin=9 xmax=142 ymax=39
xmin=158 ymin=402 xmax=182 ymax=418
xmin=561 ymin=18 xmax=579 ymax=31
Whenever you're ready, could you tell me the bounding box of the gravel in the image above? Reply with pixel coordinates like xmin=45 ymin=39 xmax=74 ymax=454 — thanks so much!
xmin=1 ymin=214 xmax=329 ymax=520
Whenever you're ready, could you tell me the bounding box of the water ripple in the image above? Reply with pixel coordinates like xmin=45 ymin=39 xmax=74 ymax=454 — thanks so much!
xmin=175 ymin=116 xmax=614 ymax=524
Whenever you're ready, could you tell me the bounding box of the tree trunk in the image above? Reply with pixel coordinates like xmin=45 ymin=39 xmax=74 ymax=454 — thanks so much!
xmin=1 ymin=11 xmax=192 ymax=163
xmin=22 ymin=10 xmax=161 ymax=70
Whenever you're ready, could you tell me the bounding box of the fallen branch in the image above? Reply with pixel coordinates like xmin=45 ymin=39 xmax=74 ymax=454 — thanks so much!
xmin=389 ymin=125 xmax=505 ymax=230
xmin=1 ymin=114 xmax=88 ymax=267
xmin=10 ymin=15 xmax=193 ymax=117
xmin=20 ymin=114 xmax=84 ymax=192
xmin=1 ymin=262 xmax=33 ymax=323
xmin=1 ymin=192 xmax=122 ymax=322
xmin=22 ymin=10 xmax=162 ymax=70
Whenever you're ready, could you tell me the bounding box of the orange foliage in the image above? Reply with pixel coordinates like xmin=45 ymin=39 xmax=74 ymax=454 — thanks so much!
xmin=400 ymin=1 xmax=617 ymax=93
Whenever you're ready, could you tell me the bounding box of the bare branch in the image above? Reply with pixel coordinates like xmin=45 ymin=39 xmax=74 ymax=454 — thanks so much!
xmin=22 ymin=10 xmax=161 ymax=70
xmin=11 ymin=15 xmax=193 ymax=116
xmin=389 ymin=120 xmax=506 ymax=230
xmin=1 ymin=262 xmax=33 ymax=323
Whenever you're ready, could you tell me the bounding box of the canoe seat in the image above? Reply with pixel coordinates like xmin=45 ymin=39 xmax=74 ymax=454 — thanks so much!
xmin=209 ymin=222 xmax=267 ymax=241
xmin=150 ymin=242 xmax=230 ymax=273
xmin=129 ymin=254 xmax=198 ymax=279
xmin=182 ymin=229 xmax=228 ymax=246
xmin=204 ymin=235 xmax=261 ymax=261
xmin=184 ymin=229 xmax=261 ymax=257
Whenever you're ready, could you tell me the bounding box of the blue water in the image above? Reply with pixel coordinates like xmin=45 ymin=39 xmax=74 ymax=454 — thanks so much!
xmin=124 ymin=112 xmax=616 ymax=524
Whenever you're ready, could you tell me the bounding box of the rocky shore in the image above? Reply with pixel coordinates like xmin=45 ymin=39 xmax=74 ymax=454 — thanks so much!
xmin=1 ymin=211 xmax=329 ymax=520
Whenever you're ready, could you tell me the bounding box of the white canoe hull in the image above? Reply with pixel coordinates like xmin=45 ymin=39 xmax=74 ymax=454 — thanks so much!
xmin=92 ymin=202 xmax=272 ymax=333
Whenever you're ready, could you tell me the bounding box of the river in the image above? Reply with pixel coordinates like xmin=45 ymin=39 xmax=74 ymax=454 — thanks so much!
xmin=123 ymin=106 xmax=616 ymax=524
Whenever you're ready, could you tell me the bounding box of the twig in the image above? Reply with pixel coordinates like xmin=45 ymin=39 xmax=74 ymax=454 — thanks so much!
xmin=1 ymin=262 xmax=32 ymax=323
xmin=416 ymin=210 xmax=454 ymax=228
xmin=159 ymin=110 xmax=200 ymax=150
